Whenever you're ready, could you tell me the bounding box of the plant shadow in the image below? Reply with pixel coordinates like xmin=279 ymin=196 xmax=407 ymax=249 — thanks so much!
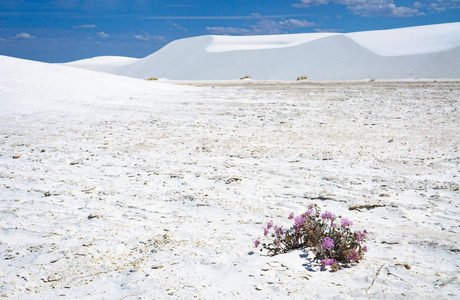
xmin=299 ymin=248 xmax=321 ymax=272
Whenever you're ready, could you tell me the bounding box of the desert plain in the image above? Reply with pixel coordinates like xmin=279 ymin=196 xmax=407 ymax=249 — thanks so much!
xmin=1 ymin=79 xmax=459 ymax=299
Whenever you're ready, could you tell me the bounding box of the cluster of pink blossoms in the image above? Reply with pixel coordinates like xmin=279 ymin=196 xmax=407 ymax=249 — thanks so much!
xmin=322 ymin=237 xmax=335 ymax=250
xmin=341 ymin=218 xmax=353 ymax=227
xmin=254 ymin=205 xmax=368 ymax=271
xmin=321 ymin=211 xmax=335 ymax=221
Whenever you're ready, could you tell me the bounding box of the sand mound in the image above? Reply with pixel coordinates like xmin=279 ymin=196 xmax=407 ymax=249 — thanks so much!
xmin=64 ymin=22 xmax=460 ymax=80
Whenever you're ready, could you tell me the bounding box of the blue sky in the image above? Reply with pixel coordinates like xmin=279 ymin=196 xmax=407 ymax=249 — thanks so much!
xmin=1 ymin=0 xmax=459 ymax=62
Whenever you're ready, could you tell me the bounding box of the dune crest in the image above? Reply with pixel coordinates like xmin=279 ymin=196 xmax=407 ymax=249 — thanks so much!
xmin=64 ymin=22 xmax=460 ymax=81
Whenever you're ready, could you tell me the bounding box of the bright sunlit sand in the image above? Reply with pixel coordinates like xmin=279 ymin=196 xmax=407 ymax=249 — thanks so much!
xmin=65 ymin=22 xmax=460 ymax=81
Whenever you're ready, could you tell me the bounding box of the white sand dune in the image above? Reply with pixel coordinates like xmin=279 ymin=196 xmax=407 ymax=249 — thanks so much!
xmin=205 ymin=32 xmax=338 ymax=52
xmin=64 ymin=56 xmax=139 ymax=74
xmin=0 ymin=55 xmax=193 ymax=112
xmin=65 ymin=22 xmax=460 ymax=80
xmin=347 ymin=22 xmax=460 ymax=56
xmin=1 ymin=53 xmax=459 ymax=298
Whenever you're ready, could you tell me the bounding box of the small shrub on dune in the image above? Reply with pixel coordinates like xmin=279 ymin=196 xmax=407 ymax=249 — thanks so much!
xmin=297 ymin=76 xmax=308 ymax=81
xmin=254 ymin=204 xmax=367 ymax=271
xmin=146 ymin=77 xmax=158 ymax=81
xmin=240 ymin=75 xmax=252 ymax=80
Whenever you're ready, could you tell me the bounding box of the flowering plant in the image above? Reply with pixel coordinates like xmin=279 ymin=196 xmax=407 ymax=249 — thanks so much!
xmin=254 ymin=204 xmax=368 ymax=271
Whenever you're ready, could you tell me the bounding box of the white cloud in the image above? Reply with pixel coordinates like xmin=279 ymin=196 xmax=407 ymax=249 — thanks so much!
xmin=427 ymin=0 xmax=460 ymax=12
xmin=168 ymin=21 xmax=188 ymax=33
xmin=74 ymin=24 xmax=96 ymax=29
xmin=0 ymin=33 xmax=36 ymax=42
xmin=206 ymin=26 xmax=253 ymax=35
xmin=134 ymin=34 xmax=147 ymax=41
xmin=207 ymin=15 xmax=316 ymax=35
xmin=140 ymin=13 xmax=316 ymax=20
xmin=134 ymin=33 xmax=167 ymax=43
xmin=253 ymin=19 xmax=286 ymax=34
xmin=14 ymin=33 xmax=36 ymax=39
xmin=293 ymin=0 xmax=330 ymax=8
xmin=314 ymin=28 xmax=343 ymax=32
xmin=429 ymin=3 xmax=446 ymax=12
xmin=279 ymin=19 xmax=316 ymax=28
xmin=96 ymin=31 xmax=109 ymax=39
xmin=335 ymin=0 xmax=367 ymax=4
xmin=348 ymin=1 xmax=424 ymax=17
xmin=293 ymin=0 xmax=425 ymax=17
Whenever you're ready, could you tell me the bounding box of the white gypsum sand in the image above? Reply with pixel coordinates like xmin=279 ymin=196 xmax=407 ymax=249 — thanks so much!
xmin=64 ymin=56 xmax=140 ymax=75
xmin=0 ymin=55 xmax=459 ymax=298
xmin=63 ymin=22 xmax=460 ymax=81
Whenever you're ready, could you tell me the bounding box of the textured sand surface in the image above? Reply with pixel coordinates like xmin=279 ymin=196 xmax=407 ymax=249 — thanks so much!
xmin=1 ymin=81 xmax=459 ymax=299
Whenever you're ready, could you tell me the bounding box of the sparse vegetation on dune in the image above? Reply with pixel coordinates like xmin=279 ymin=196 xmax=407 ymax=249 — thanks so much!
xmin=297 ymin=76 xmax=308 ymax=81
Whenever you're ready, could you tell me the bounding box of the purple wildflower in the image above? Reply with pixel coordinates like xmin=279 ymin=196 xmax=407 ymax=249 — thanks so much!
xmin=256 ymin=206 xmax=366 ymax=264
xmin=341 ymin=218 xmax=353 ymax=227
xmin=274 ymin=225 xmax=285 ymax=235
xmin=322 ymin=258 xmax=334 ymax=266
xmin=355 ymin=230 xmax=366 ymax=242
xmin=346 ymin=249 xmax=360 ymax=262
xmin=294 ymin=215 xmax=307 ymax=229
xmin=267 ymin=220 xmax=273 ymax=230
xmin=321 ymin=211 xmax=335 ymax=221
xmin=322 ymin=237 xmax=335 ymax=250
